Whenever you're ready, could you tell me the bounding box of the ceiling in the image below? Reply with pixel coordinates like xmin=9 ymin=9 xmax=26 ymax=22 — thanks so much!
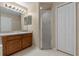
xmin=15 ymin=2 xmax=36 ymax=8
xmin=39 ymin=2 xmax=53 ymax=10
xmin=16 ymin=2 xmax=53 ymax=10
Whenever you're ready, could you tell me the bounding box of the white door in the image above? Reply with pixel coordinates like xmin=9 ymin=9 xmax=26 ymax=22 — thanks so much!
xmin=57 ymin=3 xmax=76 ymax=55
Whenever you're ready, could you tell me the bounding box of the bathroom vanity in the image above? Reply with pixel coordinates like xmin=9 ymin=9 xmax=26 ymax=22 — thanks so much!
xmin=0 ymin=2 xmax=33 ymax=56
xmin=0 ymin=32 xmax=32 ymax=56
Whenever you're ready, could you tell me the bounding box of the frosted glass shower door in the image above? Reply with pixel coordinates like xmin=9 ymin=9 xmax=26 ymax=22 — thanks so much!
xmin=57 ymin=3 xmax=76 ymax=55
xmin=40 ymin=10 xmax=51 ymax=49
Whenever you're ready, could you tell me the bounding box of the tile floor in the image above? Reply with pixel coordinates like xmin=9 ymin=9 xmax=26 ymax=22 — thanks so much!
xmin=0 ymin=47 xmax=2 ymax=56
xmin=12 ymin=47 xmax=70 ymax=56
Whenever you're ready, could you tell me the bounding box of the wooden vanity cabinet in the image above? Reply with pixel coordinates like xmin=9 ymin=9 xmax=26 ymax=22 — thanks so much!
xmin=22 ymin=33 xmax=32 ymax=49
xmin=2 ymin=33 xmax=32 ymax=56
xmin=6 ymin=39 xmax=21 ymax=55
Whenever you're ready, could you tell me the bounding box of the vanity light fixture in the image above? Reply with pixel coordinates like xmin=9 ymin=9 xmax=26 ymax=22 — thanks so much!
xmin=4 ymin=3 xmax=26 ymax=14
xmin=9 ymin=6 xmax=12 ymax=8
xmin=11 ymin=5 xmax=14 ymax=9
xmin=5 ymin=4 xmax=11 ymax=8
xmin=16 ymin=8 xmax=18 ymax=10
xmin=12 ymin=6 xmax=15 ymax=9
xmin=40 ymin=7 xmax=43 ymax=10
xmin=5 ymin=4 xmax=7 ymax=7
xmin=15 ymin=7 xmax=17 ymax=10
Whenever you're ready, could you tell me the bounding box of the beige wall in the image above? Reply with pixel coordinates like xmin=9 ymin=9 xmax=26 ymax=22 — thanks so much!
xmin=28 ymin=3 xmax=39 ymax=48
xmin=51 ymin=2 xmax=64 ymax=48
xmin=16 ymin=2 xmax=40 ymax=48
xmin=51 ymin=4 xmax=55 ymax=48
xmin=76 ymin=3 xmax=79 ymax=55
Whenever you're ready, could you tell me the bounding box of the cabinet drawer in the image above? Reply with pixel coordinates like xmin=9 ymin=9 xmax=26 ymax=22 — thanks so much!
xmin=22 ymin=42 xmax=32 ymax=49
xmin=2 ymin=35 xmax=22 ymax=41
xmin=23 ymin=33 xmax=32 ymax=37
xmin=23 ymin=37 xmax=32 ymax=43
xmin=22 ymin=39 xmax=32 ymax=49
xmin=22 ymin=36 xmax=32 ymax=49
xmin=8 ymin=35 xmax=21 ymax=39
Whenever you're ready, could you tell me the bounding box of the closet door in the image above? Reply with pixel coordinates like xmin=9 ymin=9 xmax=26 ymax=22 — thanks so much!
xmin=57 ymin=3 xmax=76 ymax=55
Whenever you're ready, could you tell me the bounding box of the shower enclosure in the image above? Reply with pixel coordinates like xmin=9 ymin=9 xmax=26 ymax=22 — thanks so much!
xmin=39 ymin=3 xmax=52 ymax=49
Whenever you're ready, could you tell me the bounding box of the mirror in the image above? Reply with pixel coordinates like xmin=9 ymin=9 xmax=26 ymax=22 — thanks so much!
xmin=24 ymin=17 xmax=28 ymax=25
xmin=24 ymin=15 xmax=32 ymax=25
xmin=0 ymin=7 xmax=22 ymax=32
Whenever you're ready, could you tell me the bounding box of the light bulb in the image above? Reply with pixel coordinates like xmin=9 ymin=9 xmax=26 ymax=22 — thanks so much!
xmin=5 ymin=4 xmax=7 ymax=7
xmin=40 ymin=7 xmax=43 ymax=10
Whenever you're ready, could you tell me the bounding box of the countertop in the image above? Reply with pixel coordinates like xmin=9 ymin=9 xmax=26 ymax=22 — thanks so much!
xmin=0 ymin=31 xmax=32 ymax=36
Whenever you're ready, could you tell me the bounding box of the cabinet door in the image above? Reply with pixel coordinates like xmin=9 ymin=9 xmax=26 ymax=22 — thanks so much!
xmin=6 ymin=39 xmax=21 ymax=55
xmin=22 ymin=36 xmax=32 ymax=49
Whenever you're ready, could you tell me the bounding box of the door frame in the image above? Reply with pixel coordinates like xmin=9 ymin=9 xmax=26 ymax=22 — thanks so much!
xmin=55 ymin=2 xmax=77 ymax=55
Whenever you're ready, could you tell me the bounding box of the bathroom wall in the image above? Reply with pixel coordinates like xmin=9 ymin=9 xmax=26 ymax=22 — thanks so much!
xmin=0 ymin=10 xmax=1 ymax=31
xmin=51 ymin=5 xmax=55 ymax=48
xmin=30 ymin=3 xmax=39 ymax=48
xmin=76 ymin=3 xmax=79 ymax=55
xmin=51 ymin=2 xmax=65 ymax=48
xmin=16 ymin=2 xmax=39 ymax=48
xmin=26 ymin=2 xmax=39 ymax=48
